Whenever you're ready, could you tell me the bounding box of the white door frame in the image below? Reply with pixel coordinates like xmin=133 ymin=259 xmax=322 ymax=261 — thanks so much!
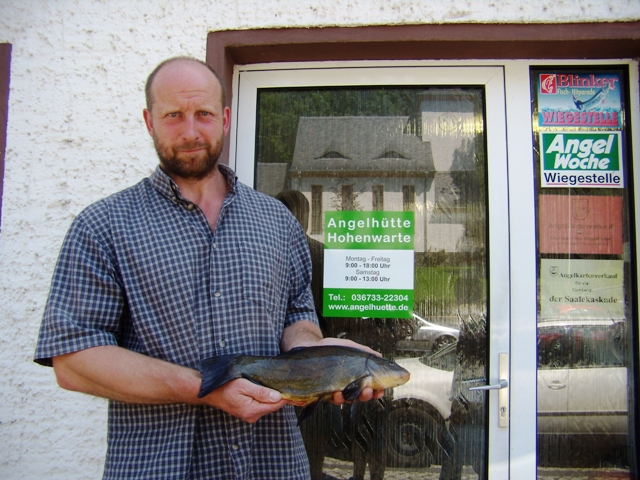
xmin=229 ymin=59 xmax=640 ymax=479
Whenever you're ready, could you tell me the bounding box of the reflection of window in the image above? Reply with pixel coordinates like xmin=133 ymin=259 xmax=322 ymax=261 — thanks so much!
xmin=342 ymin=184 xmax=354 ymax=210
xmin=311 ymin=185 xmax=323 ymax=234
xmin=403 ymin=185 xmax=415 ymax=212
xmin=376 ymin=150 xmax=409 ymax=159
xmin=372 ymin=185 xmax=384 ymax=211
xmin=315 ymin=151 xmax=350 ymax=159
xmin=430 ymin=173 xmax=466 ymax=223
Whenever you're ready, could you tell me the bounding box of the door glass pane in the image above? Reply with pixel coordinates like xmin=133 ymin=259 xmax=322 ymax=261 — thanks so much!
xmin=532 ymin=67 xmax=638 ymax=478
xmin=256 ymin=87 xmax=489 ymax=479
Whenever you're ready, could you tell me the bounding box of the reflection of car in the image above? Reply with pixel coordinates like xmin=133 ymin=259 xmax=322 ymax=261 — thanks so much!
xmin=396 ymin=313 xmax=460 ymax=354
xmin=548 ymin=304 xmax=613 ymax=319
xmin=388 ymin=354 xmax=455 ymax=468
xmin=388 ymin=318 xmax=630 ymax=469
xmin=537 ymin=319 xmax=629 ymax=466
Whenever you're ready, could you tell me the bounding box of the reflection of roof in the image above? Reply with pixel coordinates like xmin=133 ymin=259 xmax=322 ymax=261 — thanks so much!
xmin=290 ymin=116 xmax=434 ymax=176
xmin=256 ymin=163 xmax=289 ymax=196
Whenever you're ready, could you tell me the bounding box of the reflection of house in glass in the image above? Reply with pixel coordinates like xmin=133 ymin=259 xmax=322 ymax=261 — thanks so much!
xmin=258 ymin=90 xmax=482 ymax=253
xmin=288 ymin=116 xmax=433 ymax=251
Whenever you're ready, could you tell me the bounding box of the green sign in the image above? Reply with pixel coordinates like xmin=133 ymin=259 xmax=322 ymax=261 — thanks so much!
xmin=540 ymin=132 xmax=623 ymax=188
xmin=324 ymin=211 xmax=414 ymax=250
xmin=323 ymin=211 xmax=414 ymax=318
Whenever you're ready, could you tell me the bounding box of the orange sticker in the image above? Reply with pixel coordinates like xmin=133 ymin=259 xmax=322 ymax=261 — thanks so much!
xmin=539 ymin=195 xmax=622 ymax=254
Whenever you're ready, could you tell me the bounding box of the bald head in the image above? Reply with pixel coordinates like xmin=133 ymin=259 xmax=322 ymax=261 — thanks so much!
xmin=145 ymin=57 xmax=226 ymax=112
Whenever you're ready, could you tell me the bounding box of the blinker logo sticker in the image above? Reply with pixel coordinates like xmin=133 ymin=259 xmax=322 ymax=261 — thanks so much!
xmin=536 ymin=72 xmax=622 ymax=127
xmin=540 ymin=74 xmax=557 ymax=95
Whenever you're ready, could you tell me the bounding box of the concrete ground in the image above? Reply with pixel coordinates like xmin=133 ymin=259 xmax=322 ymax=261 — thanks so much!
xmin=321 ymin=458 xmax=632 ymax=480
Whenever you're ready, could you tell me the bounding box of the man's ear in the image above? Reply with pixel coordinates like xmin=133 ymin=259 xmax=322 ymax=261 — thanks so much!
xmin=223 ymin=106 xmax=231 ymax=136
xmin=143 ymin=109 xmax=154 ymax=136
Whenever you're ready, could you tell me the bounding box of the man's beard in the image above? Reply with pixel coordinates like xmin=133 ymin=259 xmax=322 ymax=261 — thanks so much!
xmin=154 ymin=133 xmax=224 ymax=180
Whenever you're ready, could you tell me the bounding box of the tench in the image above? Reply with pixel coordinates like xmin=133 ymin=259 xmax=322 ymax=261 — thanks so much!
xmin=197 ymin=345 xmax=410 ymax=424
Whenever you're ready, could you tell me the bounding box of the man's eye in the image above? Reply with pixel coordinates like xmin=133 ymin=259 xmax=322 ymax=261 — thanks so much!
xmin=168 ymin=113 xmax=179 ymax=118
xmin=200 ymin=111 xmax=211 ymax=116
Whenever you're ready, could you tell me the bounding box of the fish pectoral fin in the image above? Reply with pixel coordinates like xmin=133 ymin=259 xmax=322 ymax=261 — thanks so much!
xmin=342 ymin=376 xmax=369 ymax=401
xmin=297 ymin=394 xmax=332 ymax=426
xmin=240 ymin=373 xmax=266 ymax=387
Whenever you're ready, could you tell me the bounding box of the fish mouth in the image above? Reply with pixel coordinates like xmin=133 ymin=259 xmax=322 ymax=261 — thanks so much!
xmin=396 ymin=371 xmax=410 ymax=386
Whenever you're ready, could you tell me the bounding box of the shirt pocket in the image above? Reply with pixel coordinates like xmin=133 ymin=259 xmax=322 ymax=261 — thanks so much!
xmin=239 ymin=239 xmax=283 ymax=314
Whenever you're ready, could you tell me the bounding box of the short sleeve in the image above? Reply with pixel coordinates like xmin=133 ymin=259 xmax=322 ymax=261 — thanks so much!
xmin=34 ymin=213 xmax=123 ymax=366
xmin=284 ymin=216 xmax=319 ymax=329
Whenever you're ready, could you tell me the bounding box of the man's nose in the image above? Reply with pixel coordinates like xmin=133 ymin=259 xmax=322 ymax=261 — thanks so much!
xmin=181 ymin=116 xmax=200 ymax=140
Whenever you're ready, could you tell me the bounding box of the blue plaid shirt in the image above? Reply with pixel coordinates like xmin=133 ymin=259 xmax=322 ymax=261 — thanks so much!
xmin=35 ymin=165 xmax=316 ymax=479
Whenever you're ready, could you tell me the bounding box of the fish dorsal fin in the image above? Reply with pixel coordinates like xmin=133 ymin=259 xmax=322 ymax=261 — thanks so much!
xmin=287 ymin=347 xmax=307 ymax=354
xmin=342 ymin=376 xmax=369 ymax=401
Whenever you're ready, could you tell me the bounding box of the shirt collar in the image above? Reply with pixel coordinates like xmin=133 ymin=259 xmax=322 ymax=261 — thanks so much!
xmin=149 ymin=164 xmax=238 ymax=203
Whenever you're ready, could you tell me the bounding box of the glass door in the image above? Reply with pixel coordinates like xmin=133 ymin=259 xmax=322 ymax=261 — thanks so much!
xmin=232 ymin=65 xmax=511 ymax=479
xmin=530 ymin=66 xmax=638 ymax=478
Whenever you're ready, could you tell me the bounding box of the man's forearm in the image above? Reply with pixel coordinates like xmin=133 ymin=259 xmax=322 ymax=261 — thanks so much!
xmin=52 ymin=345 xmax=202 ymax=405
xmin=280 ymin=320 xmax=323 ymax=352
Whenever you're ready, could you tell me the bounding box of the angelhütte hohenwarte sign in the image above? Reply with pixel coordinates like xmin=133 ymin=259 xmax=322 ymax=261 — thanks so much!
xmin=323 ymin=211 xmax=414 ymax=319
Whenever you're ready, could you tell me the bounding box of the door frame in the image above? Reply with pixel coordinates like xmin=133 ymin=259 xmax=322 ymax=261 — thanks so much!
xmin=229 ymin=59 xmax=640 ymax=479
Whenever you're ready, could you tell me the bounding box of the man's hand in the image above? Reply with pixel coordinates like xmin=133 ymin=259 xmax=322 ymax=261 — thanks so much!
xmin=199 ymin=378 xmax=288 ymax=423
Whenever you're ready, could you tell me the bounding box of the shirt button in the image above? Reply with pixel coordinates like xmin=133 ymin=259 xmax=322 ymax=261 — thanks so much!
xmin=187 ymin=203 xmax=195 ymax=211
xmin=214 ymin=291 xmax=221 ymax=298
xmin=232 ymin=444 xmax=239 ymax=450
xmin=212 ymin=243 xmax=217 ymax=249
xmin=219 ymin=340 xmax=226 ymax=348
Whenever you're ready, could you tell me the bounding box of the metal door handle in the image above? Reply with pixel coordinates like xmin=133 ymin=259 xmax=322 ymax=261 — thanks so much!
xmin=469 ymin=379 xmax=508 ymax=391
xmin=548 ymin=382 xmax=566 ymax=390
xmin=468 ymin=353 xmax=509 ymax=428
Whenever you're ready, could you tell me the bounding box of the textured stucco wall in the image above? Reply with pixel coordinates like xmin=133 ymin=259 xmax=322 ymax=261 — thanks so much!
xmin=1 ymin=1 xmax=639 ymax=478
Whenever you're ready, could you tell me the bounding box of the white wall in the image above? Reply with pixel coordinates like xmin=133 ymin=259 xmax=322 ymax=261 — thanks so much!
xmin=1 ymin=1 xmax=638 ymax=478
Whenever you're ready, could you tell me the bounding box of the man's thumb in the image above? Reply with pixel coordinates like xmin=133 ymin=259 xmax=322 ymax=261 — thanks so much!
xmin=252 ymin=385 xmax=282 ymax=403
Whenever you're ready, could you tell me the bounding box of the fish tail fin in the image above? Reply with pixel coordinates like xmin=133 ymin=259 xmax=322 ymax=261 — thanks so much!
xmin=572 ymin=95 xmax=583 ymax=110
xmin=197 ymin=354 xmax=241 ymax=398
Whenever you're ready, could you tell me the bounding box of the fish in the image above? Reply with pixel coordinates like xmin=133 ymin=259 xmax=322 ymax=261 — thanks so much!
xmin=573 ymin=82 xmax=610 ymax=111
xmin=197 ymin=345 xmax=410 ymax=424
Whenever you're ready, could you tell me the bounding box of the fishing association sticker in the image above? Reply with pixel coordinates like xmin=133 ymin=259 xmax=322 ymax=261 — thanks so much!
xmin=537 ymin=73 xmax=622 ymax=128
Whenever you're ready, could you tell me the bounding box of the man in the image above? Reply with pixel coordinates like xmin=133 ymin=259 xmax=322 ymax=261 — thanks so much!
xmin=34 ymin=57 xmax=381 ymax=479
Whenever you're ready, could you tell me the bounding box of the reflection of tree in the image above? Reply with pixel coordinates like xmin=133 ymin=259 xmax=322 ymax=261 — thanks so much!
xmin=328 ymin=182 xmax=366 ymax=211
xmin=450 ymin=132 xmax=487 ymax=307
xmin=450 ymin=133 xmax=486 ymax=254
xmin=257 ymin=88 xmax=423 ymax=164
xmin=441 ymin=313 xmax=488 ymax=480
